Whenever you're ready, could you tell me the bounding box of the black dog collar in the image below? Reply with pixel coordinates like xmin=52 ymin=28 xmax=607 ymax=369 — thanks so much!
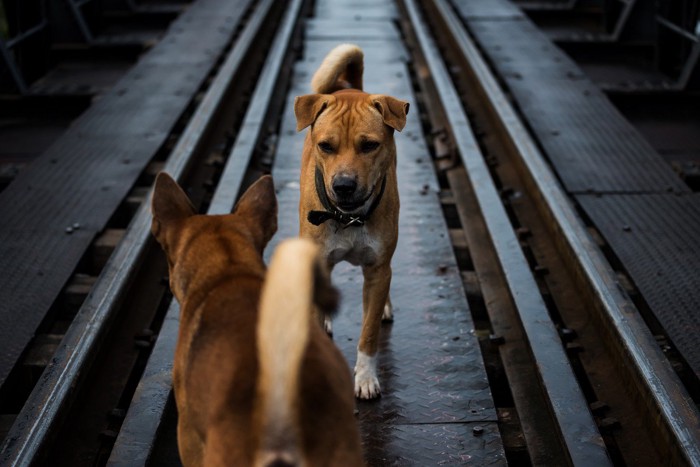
xmin=307 ymin=166 xmax=386 ymax=229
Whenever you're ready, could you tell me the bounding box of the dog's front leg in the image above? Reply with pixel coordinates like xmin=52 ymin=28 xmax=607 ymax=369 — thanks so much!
xmin=355 ymin=262 xmax=391 ymax=399
xmin=383 ymin=295 xmax=394 ymax=322
xmin=319 ymin=261 xmax=336 ymax=336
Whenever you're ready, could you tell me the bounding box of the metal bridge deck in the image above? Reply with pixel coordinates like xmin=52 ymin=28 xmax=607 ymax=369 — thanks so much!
xmin=450 ymin=0 xmax=700 ymax=380
xmin=0 ymin=0 xmax=254 ymax=389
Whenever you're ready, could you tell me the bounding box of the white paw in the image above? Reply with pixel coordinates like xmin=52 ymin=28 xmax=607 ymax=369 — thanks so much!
xmin=382 ymin=300 xmax=393 ymax=322
xmin=354 ymin=351 xmax=381 ymax=399
xmin=324 ymin=315 xmax=333 ymax=337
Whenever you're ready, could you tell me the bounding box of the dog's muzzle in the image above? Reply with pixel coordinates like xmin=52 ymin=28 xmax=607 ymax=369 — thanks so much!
xmin=331 ymin=175 xmax=374 ymax=212
xmin=309 ymin=167 xmax=386 ymax=228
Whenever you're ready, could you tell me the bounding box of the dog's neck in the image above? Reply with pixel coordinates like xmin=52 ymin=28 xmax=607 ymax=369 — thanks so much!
xmin=170 ymin=253 xmax=265 ymax=308
xmin=307 ymin=166 xmax=386 ymax=229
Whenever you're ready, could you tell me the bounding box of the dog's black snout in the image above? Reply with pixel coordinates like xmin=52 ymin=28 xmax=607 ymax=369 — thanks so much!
xmin=332 ymin=175 xmax=357 ymax=198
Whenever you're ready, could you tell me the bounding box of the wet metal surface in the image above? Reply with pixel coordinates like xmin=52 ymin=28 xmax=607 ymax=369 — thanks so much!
xmin=578 ymin=193 xmax=700 ymax=380
xmin=453 ymin=2 xmax=689 ymax=195
xmin=444 ymin=0 xmax=700 ymax=462
xmin=0 ymin=0 xmax=255 ymax=391
xmin=451 ymin=0 xmax=700 ymax=392
xmin=406 ymin=1 xmax=611 ymax=464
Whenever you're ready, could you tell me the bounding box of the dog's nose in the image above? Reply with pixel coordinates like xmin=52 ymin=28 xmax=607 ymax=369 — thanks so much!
xmin=332 ymin=175 xmax=358 ymax=198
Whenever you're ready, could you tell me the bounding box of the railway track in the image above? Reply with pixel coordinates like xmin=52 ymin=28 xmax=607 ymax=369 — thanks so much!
xmin=1 ymin=0 xmax=699 ymax=465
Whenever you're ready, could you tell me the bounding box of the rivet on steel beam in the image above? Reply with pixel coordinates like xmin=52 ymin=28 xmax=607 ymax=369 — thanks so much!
xmin=135 ymin=329 xmax=154 ymax=340
xmin=499 ymin=187 xmax=514 ymax=198
xmin=431 ymin=127 xmax=447 ymax=138
xmin=589 ymin=401 xmax=609 ymax=415
xmin=598 ymin=417 xmax=621 ymax=432
xmin=134 ymin=339 xmax=152 ymax=349
xmin=109 ymin=408 xmax=126 ymax=420
xmin=516 ymin=227 xmax=531 ymax=240
xmin=534 ymin=265 xmax=549 ymax=275
xmin=671 ymin=361 xmax=684 ymax=372
xmin=559 ymin=327 xmax=577 ymax=342
xmin=206 ymin=153 xmax=225 ymax=168
xmin=472 ymin=426 xmax=484 ymax=436
xmin=100 ymin=430 xmax=119 ymax=440
xmin=489 ymin=334 xmax=505 ymax=346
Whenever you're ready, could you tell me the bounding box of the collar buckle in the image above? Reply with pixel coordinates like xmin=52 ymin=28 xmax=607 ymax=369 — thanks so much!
xmin=343 ymin=216 xmax=364 ymax=228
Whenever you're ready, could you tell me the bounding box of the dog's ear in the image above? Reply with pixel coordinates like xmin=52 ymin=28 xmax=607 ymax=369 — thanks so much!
xmin=371 ymin=95 xmax=410 ymax=132
xmin=233 ymin=175 xmax=278 ymax=253
xmin=294 ymin=94 xmax=333 ymax=131
xmin=151 ymin=172 xmax=196 ymax=241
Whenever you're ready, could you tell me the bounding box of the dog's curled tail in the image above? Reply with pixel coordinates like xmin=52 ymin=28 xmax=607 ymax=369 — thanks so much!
xmin=311 ymin=43 xmax=364 ymax=94
xmin=254 ymin=238 xmax=338 ymax=467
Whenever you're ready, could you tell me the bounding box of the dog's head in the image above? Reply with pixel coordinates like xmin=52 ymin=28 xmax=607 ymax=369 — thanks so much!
xmin=294 ymin=90 xmax=409 ymax=213
xmin=151 ymin=172 xmax=277 ymax=299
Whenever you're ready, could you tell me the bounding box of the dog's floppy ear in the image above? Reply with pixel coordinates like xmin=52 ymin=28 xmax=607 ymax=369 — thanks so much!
xmin=294 ymin=94 xmax=333 ymax=131
xmin=233 ymin=175 xmax=278 ymax=253
xmin=371 ymin=95 xmax=410 ymax=132
xmin=151 ymin=172 xmax=196 ymax=241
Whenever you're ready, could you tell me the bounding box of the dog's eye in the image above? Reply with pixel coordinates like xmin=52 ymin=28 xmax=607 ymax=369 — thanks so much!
xmin=318 ymin=142 xmax=334 ymax=154
xmin=360 ymin=141 xmax=380 ymax=153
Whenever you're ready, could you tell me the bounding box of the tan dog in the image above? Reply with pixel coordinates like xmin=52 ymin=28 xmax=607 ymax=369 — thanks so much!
xmin=294 ymin=44 xmax=409 ymax=399
xmin=151 ymin=173 xmax=363 ymax=466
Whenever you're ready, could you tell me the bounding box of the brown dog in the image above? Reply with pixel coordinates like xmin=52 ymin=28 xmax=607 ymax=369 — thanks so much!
xmin=294 ymin=44 xmax=409 ymax=399
xmin=151 ymin=173 xmax=363 ymax=466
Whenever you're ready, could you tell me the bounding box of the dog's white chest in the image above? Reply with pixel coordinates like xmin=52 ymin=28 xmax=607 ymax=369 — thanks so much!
xmin=325 ymin=227 xmax=380 ymax=267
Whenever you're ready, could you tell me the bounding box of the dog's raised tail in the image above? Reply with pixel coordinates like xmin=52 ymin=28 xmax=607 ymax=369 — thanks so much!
xmin=254 ymin=238 xmax=338 ymax=467
xmin=311 ymin=43 xmax=364 ymax=94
